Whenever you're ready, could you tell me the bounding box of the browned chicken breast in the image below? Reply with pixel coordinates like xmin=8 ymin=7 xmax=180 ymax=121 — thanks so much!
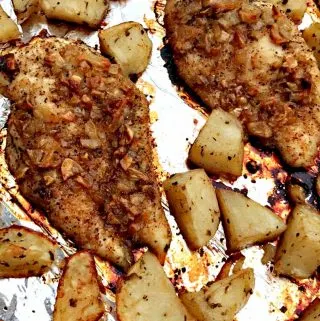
xmin=0 ymin=37 xmax=171 ymax=270
xmin=165 ymin=0 xmax=320 ymax=168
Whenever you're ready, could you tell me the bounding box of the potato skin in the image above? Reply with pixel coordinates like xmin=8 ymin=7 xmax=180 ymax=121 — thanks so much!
xmin=0 ymin=225 xmax=58 ymax=279
xmin=274 ymin=205 xmax=320 ymax=279
xmin=216 ymin=189 xmax=286 ymax=252
xmin=298 ymin=298 xmax=320 ymax=321
xmin=189 ymin=109 xmax=244 ymax=177
xmin=53 ymin=251 xmax=104 ymax=321
xmin=180 ymin=268 xmax=255 ymax=321
xmin=12 ymin=0 xmax=38 ymax=23
xmin=40 ymin=0 xmax=109 ymax=28
xmin=99 ymin=22 xmax=153 ymax=76
xmin=164 ymin=169 xmax=220 ymax=250
xmin=116 ymin=252 xmax=196 ymax=321
xmin=303 ymin=23 xmax=320 ymax=65
xmin=268 ymin=0 xmax=307 ymax=22
xmin=0 ymin=6 xmax=21 ymax=43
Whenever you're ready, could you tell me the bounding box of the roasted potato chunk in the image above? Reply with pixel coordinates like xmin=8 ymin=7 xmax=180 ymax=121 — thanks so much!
xmin=180 ymin=268 xmax=255 ymax=321
xmin=0 ymin=5 xmax=21 ymax=43
xmin=12 ymin=0 xmax=38 ymax=23
xmin=268 ymin=0 xmax=307 ymax=22
xmin=303 ymin=23 xmax=320 ymax=65
xmin=117 ymin=252 xmax=196 ymax=321
xmin=216 ymin=189 xmax=286 ymax=252
xmin=287 ymin=183 xmax=307 ymax=205
xmin=99 ymin=22 xmax=152 ymax=76
xmin=299 ymin=298 xmax=320 ymax=321
xmin=164 ymin=169 xmax=220 ymax=250
xmin=189 ymin=109 xmax=244 ymax=177
xmin=53 ymin=251 xmax=104 ymax=321
xmin=0 ymin=225 xmax=58 ymax=278
xmin=274 ymin=205 xmax=320 ymax=279
xmin=40 ymin=0 xmax=109 ymax=28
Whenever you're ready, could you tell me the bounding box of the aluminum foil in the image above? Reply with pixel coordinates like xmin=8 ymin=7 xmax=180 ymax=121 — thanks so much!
xmin=0 ymin=0 xmax=319 ymax=320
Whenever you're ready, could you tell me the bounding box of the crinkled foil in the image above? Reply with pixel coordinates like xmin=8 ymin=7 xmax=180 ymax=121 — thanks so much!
xmin=0 ymin=0 xmax=319 ymax=320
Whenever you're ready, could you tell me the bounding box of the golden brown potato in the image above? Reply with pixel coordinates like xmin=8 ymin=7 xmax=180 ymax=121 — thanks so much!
xmin=287 ymin=184 xmax=307 ymax=205
xmin=164 ymin=169 xmax=220 ymax=250
xmin=40 ymin=0 xmax=109 ymax=28
xmin=12 ymin=0 xmax=38 ymax=23
xmin=261 ymin=243 xmax=276 ymax=265
xmin=0 ymin=5 xmax=21 ymax=43
xmin=189 ymin=109 xmax=244 ymax=177
xmin=216 ymin=189 xmax=286 ymax=252
xmin=99 ymin=22 xmax=153 ymax=76
xmin=53 ymin=251 xmax=104 ymax=321
xmin=303 ymin=23 xmax=320 ymax=65
xmin=268 ymin=0 xmax=307 ymax=22
xmin=117 ymin=252 xmax=196 ymax=321
xmin=180 ymin=268 xmax=255 ymax=321
xmin=274 ymin=205 xmax=320 ymax=279
xmin=298 ymin=298 xmax=320 ymax=321
xmin=0 ymin=225 xmax=58 ymax=278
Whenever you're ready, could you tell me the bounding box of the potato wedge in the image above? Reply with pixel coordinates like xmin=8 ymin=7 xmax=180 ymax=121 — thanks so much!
xmin=164 ymin=169 xmax=220 ymax=250
xmin=274 ymin=205 xmax=320 ymax=279
xmin=0 ymin=5 xmax=21 ymax=43
xmin=180 ymin=268 xmax=255 ymax=321
xmin=117 ymin=251 xmax=195 ymax=321
xmin=99 ymin=22 xmax=152 ymax=76
xmin=40 ymin=0 xmax=108 ymax=28
xmin=268 ymin=0 xmax=307 ymax=22
xmin=189 ymin=109 xmax=244 ymax=177
xmin=13 ymin=0 xmax=38 ymax=23
xmin=299 ymin=298 xmax=320 ymax=321
xmin=216 ymin=189 xmax=286 ymax=252
xmin=53 ymin=251 xmax=104 ymax=321
xmin=0 ymin=225 xmax=58 ymax=278
xmin=303 ymin=23 xmax=320 ymax=65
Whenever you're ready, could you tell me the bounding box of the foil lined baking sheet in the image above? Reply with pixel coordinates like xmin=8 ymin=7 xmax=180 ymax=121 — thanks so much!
xmin=0 ymin=0 xmax=319 ymax=320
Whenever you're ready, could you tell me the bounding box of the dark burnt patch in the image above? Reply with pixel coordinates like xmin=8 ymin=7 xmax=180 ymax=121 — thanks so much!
xmin=0 ymin=54 xmax=20 ymax=81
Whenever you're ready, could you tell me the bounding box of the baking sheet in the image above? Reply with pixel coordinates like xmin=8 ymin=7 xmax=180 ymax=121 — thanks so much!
xmin=0 ymin=0 xmax=319 ymax=320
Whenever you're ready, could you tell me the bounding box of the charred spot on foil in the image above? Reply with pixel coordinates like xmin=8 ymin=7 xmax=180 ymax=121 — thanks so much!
xmin=107 ymin=282 xmax=117 ymax=293
xmin=290 ymin=173 xmax=320 ymax=210
xmin=246 ymin=160 xmax=261 ymax=174
xmin=280 ymin=306 xmax=287 ymax=313
xmin=160 ymin=43 xmax=181 ymax=86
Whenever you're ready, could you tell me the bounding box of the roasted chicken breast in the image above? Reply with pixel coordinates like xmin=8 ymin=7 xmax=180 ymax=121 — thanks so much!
xmin=165 ymin=0 xmax=320 ymax=168
xmin=0 ymin=37 xmax=171 ymax=270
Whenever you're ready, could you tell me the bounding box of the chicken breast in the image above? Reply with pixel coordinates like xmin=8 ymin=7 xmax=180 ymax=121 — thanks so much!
xmin=165 ymin=0 xmax=320 ymax=168
xmin=0 ymin=37 xmax=171 ymax=270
